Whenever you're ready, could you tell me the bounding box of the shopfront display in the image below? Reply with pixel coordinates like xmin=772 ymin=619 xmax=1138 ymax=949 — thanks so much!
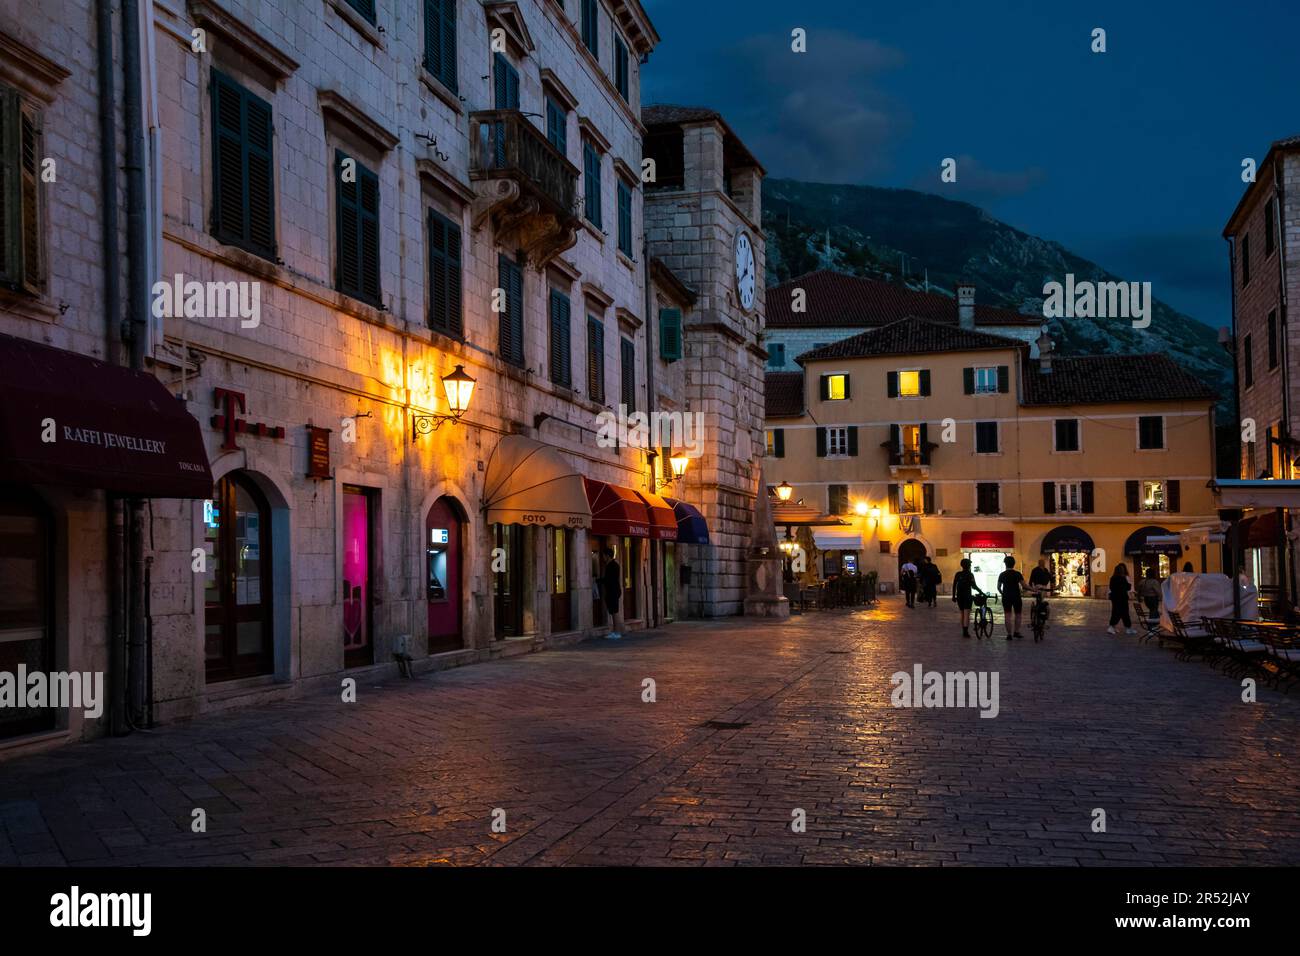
xmin=1040 ymin=525 xmax=1095 ymax=598
xmin=0 ymin=486 xmax=53 ymax=739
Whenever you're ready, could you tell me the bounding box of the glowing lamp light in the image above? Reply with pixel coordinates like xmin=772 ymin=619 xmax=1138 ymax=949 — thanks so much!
xmin=442 ymin=364 xmax=476 ymax=417
xmin=775 ymin=481 xmax=794 ymax=502
xmin=854 ymin=500 xmax=869 ymax=517
xmin=869 ymin=507 xmax=882 ymax=522
xmin=669 ymin=453 xmax=690 ymax=480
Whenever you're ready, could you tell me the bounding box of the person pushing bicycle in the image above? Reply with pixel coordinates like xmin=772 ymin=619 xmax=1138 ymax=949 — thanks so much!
xmin=952 ymin=558 xmax=986 ymax=639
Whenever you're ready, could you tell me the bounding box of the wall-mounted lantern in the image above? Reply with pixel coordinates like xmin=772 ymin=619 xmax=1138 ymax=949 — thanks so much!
xmin=775 ymin=481 xmax=794 ymax=502
xmin=412 ymin=365 xmax=476 ymax=442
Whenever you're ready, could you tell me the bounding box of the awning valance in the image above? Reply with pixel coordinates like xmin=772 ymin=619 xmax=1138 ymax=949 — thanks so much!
xmin=482 ymin=435 xmax=591 ymax=528
xmin=813 ymin=530 xmax=861 ymax=551
xmin=664 ymin=497 xmax=710 ymax=544
xmin=0 ymin=332 xmax=213 ymax=498
xmin=636 ymin=490 xmax=679 ymax=540
xmin=1209 ymin=479 xmax=1300 ymax=509
xmin=1123 ymin=525 xmax=1181 ymax=556
xmin=585 ymin=478 xmax=650 ymax=537
xmin=960 ymin=531 xmax=1013 ymax=550
xmin=1041 ymin=525 xmax=1095 ymax=554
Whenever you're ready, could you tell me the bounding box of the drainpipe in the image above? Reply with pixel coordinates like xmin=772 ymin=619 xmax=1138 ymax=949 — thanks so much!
xmin=97 ymin=0 xmax=128 ymax=736
xmin=642 ymin=234 xmax=657 ymax=627
xmin=1225 ymin=235 xmax=1242 ymax=592
xmin=123 ymin=0 xmax=150 ymax=725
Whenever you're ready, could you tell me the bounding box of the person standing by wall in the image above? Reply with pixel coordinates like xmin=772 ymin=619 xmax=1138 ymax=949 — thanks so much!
xmin=1108 ymin=563 xmax=1134 ymax=635
xmin=602 ymin=548 xmax=624 ymax=640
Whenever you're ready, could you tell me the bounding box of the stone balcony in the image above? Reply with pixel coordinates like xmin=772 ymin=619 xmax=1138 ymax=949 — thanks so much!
xmin=469 ymin=110 xmax=580 ymax=267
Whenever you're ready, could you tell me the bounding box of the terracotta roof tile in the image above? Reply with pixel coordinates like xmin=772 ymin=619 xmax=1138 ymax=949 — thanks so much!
xmin=796 ymin=318 xmax=1024 ymax=363
xmin=1024 ymin=354 xmax=1219 ymax=405
xmin=765 ymin=371 xmax=804 ymax=417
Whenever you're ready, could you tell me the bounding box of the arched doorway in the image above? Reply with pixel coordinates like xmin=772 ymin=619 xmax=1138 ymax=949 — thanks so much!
xmin=204 ymin=472 xmax=273 ymax=681
xmin=898 ymin=538 xmax=927 ymax=577
xmin=0 ymin=486 xmax=54 ymax=739
xmin=425 ymin=496 xmax=465 ymax=652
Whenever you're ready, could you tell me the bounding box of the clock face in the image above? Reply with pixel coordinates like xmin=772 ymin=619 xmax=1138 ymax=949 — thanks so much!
xmin=734 ymin=230 xmax=756 ymax=312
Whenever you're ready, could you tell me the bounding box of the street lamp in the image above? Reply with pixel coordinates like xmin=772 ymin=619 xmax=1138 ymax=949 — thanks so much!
xmin=775 ymin=481 xmax=794 ymax=502
xmin=649 ymin=449 xmax=691 ymax=489
xmin=854 ymin=500 xmax=869 ymax=517
xmin=412 ymin=364 xmax=477 ymax=441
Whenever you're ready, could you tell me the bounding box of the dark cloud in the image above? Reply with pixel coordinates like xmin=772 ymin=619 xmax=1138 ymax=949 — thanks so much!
xmin=910 ymin=154 xmax=1047 ymax=203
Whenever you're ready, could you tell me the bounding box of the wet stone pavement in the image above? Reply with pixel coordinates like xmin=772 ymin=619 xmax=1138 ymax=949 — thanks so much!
xmin=1 ymin=597 xmax=1298 ymax=866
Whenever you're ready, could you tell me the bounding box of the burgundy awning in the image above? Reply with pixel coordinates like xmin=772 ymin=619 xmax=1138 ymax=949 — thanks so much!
xmin=635 ymin=490 xmax=679 ymax=540
xmin=584 ymin=478 xmax=650 ymax=537
xmin=0 ymin=333 xmax=213 ymax=498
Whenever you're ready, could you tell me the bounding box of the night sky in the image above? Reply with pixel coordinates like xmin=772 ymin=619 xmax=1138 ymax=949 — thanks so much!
xmin=641 ymin=0 xmax=1300 ymax=328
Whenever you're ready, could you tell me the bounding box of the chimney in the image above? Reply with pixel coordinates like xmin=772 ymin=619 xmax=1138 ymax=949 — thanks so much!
xmin=1036 ymin=327 xmax=1054 ymax=373
xmin=957 ymin=283 xmax=975 ymax=329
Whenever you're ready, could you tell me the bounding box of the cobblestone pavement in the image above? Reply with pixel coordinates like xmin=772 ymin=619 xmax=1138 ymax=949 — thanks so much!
xmin=2 ymin=597 xmax=1298 ymax=866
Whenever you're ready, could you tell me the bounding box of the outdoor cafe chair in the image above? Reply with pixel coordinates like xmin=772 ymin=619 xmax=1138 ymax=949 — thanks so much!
xmin=1166 ymin=612 xmax=1216 ymax=662
xmin=1202 ymin=617 xmax=1271 ymax=681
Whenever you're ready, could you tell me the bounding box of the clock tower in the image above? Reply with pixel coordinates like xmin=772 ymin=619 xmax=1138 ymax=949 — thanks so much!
xmin=643 ymin=106 xmax=770 ymax=617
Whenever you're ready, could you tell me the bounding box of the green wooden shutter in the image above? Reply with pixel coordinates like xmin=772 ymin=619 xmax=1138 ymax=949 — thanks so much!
xmin=588 ymin=317 xmax=604 ymax=402
xmin=546 ymin=97 xmax=567 ymax=153
xmin=919 ymin=369 xmax=931 ymax=396
xmin=428 ymin=210 xmax=461 ymax=336
xmin=614 ymin=33 xmax=629 ymax=100
xmin=582 ymin=0 xmax=599 ymax=56
xmin=425 ymin=0 xmax=457 ymax=92
xmin=997 ymin=365 xmax=1010 ymax=393
xmin=584 ymin=143 xmax=601 ymax=227
xmin=244 ymin=92 xmax=275 ymax=257
xmin=773 ymin=429 xmax=785 ymax=458
xmin=620 ymin=337 xmax=636 ymax=410
xmin=1042 ymin=482 xmax=1056 ymax=514
xmin=847 ymin=426 xmax=859 ymax=457
xmin=0 ymin=87 xmax=19 ymax=287
xmin=618 ymin=180 xmax=633 ymax=256
xmin=358 ymin=163 xmax=381 ymax=304
xmin=659 ymin=308 xmax=682 ymax=361
xmin=498 ymin=255 xmax=524 ymax=366
xmin=962 ymin=368 xmax=974 ymax=395
xmin=549 ymin=290 xmax=571 ymax=387
xmin=1126 ymin=480 xmax=1140 ymax=513
xmin=346 ymin=0 xmax=376 ymax=24
xmin=815 ymin=427 xmax=826 ymax=457
xmin=336 ymin=150 xmax=360 ymax=298
xmin=887 ymin=371 xmax=898 ymax=397
xmin=211 ymin=71 xmax=246 ymax=248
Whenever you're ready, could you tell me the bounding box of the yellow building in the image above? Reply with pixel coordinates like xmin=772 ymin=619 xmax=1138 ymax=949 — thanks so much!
xmin=764 ymin=318 xmax=1222 ymax=598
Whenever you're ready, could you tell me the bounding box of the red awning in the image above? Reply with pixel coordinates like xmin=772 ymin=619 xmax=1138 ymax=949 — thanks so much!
xmin=636 ymin=490 xmax=678 ymax=540
xmin=0 ymin=332 xmax=213 ymax=498
xmin=584 ymin=478 xmax=650 ymax=537
xmin=961 ymin=531 xmax=1014 ymax=550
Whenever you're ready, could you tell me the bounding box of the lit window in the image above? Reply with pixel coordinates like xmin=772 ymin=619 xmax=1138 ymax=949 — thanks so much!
xmin=900 ymin=482 xmax=921 ymax=514
xmin=898 ymin=370 xmax=921 ymax=397
xmin=900 ymin=424 xmax=922 ymax=464
xmin=826 ymin=374 xmax=847 ymax=400
xmin=1143 ymin=480 xmax=1166 ymax=512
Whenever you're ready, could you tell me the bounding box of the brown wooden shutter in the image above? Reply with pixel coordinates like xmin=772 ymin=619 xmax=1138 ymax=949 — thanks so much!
xmin=1081 ymin=481 xmax=1094 ymax=514
xmin=962 ymin=367 xmax=974 ymax=394
xmin=773 ymin=429 xmax=785 ymax=458
xmin=819 ymin=375 xmax=829 ymax=401
xmin=1167 ymin=480 xmax=1180 ymax=513
xmin=1126 ymin=480 xmax=1140 ymax=513
xmin=1042 ymin=481 xmax=1056 ymax=514
xmin=887 ymin=483 xmax=899 ymax=514
xmin=847 ymin=426 xmax=859 ymax=457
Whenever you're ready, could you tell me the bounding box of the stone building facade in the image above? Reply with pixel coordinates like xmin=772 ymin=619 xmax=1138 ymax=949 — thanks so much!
xmin=0 ymin=0 xmax=770 ymax=753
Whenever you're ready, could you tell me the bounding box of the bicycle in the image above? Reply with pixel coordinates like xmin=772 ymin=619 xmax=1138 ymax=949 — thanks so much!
xmin=972 ymin=593 xmax=994 ymax=639
xmin=1028 ymin=587 xmax=1054 ymax=642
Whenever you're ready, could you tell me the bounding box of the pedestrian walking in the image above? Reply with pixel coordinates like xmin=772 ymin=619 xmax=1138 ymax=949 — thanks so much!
xmin=1136 ymin=566 xmax=1161 ymax=618
xmin=997 ymin=555 xmax=1025 ymax=640
xmin=900 ymin=558 xmax=918 ymax=608
xmin=1107 ymin=563 xmax=1134 ymax=635
xmin=920 ymin=557 xmax=941 ymax=607
xmin=601 ymin=547 xmax=624 ymax=640
xmin=952 ymin=558 xmax=985 ymax=638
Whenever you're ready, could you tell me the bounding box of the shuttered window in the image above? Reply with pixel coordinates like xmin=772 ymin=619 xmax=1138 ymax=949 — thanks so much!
xmin=617 ymin=178 xmax=633 ymax=256
xmin=210 ymin=71 xmax=275 ymax=260
xmin=587 ymin=317 xmax=605 ymax=403
xmin=345 ymin=0 xmax=377 ymax=24
xmin=620 ymin=336 xmax=636 ymax=411
xmin=583 ymin=142 xmax=602 ymax=228
xmin=335 ymin=150 xmax=381 ymax=306
xmin=976 ymin=483 xmax=1000 ymax=515
xmin=498 ymin=255 xmax=524 ymax=366
xmin=1054 ymin=419 xmax=1080 ymax=452
xmin=1138 ymin=416 xmax=1165 ymax=450
xmin=975 ymin=421 xmax=999 ymax=454
xmin=549 ymin=290 xmax=572 ymax=387
xmin=423 ymin=0 xmax=457 ymax=92
xmin=828 ymin=485 xmax=848 ymax=515
xmin=614 ymin=33 xmax=629 ymax=100
xmin=658 ymin=308 xmax=682 ymax=362
xmin=581 ymin=0 xmax=599 ymax=57
xmin=0 ymin=86 xmax=45 ymax=294
xmin=493 ymin=53 xmax=520 ymax=110
xmin=545 ymin=96 xmax=567 ymax=154
xmin=427 ymin=209 xmax=462 ymax=336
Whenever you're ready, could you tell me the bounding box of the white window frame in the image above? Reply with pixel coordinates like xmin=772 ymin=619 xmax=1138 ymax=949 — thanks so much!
xmin=826 ymin=425 xmax=849 ymax=457
xmin=1053 ymin=418 xmax=1082 ymax=453
xmin=1141 ymin=479 xmax=1167 ymax=512
xmin=1136 ymin=414 xmax=1166 ymax=451
xmin=1056 ymin=481 xmax=1083 ymax=514
xmin=973 ymin=366 xmax=998 ymax=394
xmin=896 ymin=368 xmax=923 ymax=398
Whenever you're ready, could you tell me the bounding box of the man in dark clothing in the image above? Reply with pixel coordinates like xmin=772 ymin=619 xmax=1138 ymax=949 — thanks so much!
xmin=601 ymin=548 xmax=624 ymax=640
xmin=1029 ymin=557 xmax=1052 ymax=592
xmin=920 ymin=557 xmax=941 ymax=607
xmin=952 ymin=558 xmax=985 ymax=638
xmin=997 ymin=556 xmax=1025 ymax=640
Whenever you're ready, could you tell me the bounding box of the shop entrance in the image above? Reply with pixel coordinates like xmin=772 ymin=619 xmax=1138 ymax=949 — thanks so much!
xmin=0 ymin=486 xmax=54 ymax=738
xmin=1050 ymin=552 xmax=1092 ymax=597
xmin=204 ymin=472 xmax=273 ymax=682
xmin=342 ymin=485 xmax=377 ymax=668
xmin=897 ymin=538 xmax=927 ymax=583
xmin=964 ymin=551 xmax=1008 ymax=599
xmin=493 ymin=523 xmax=525 ymax=638
xmin=425 ymin=496 xmax=464 ymax=653
xmin=590 ymin=536 xmax=608 ymax=626
xmin=549 ymin=527 xmax=573 ymax=633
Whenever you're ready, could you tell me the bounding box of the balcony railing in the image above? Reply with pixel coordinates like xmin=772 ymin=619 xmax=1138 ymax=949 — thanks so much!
xmin=469 ymin=110 xmax=578 ymax=221
xmin=889 ymin=449 xmax=927 ymax=467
